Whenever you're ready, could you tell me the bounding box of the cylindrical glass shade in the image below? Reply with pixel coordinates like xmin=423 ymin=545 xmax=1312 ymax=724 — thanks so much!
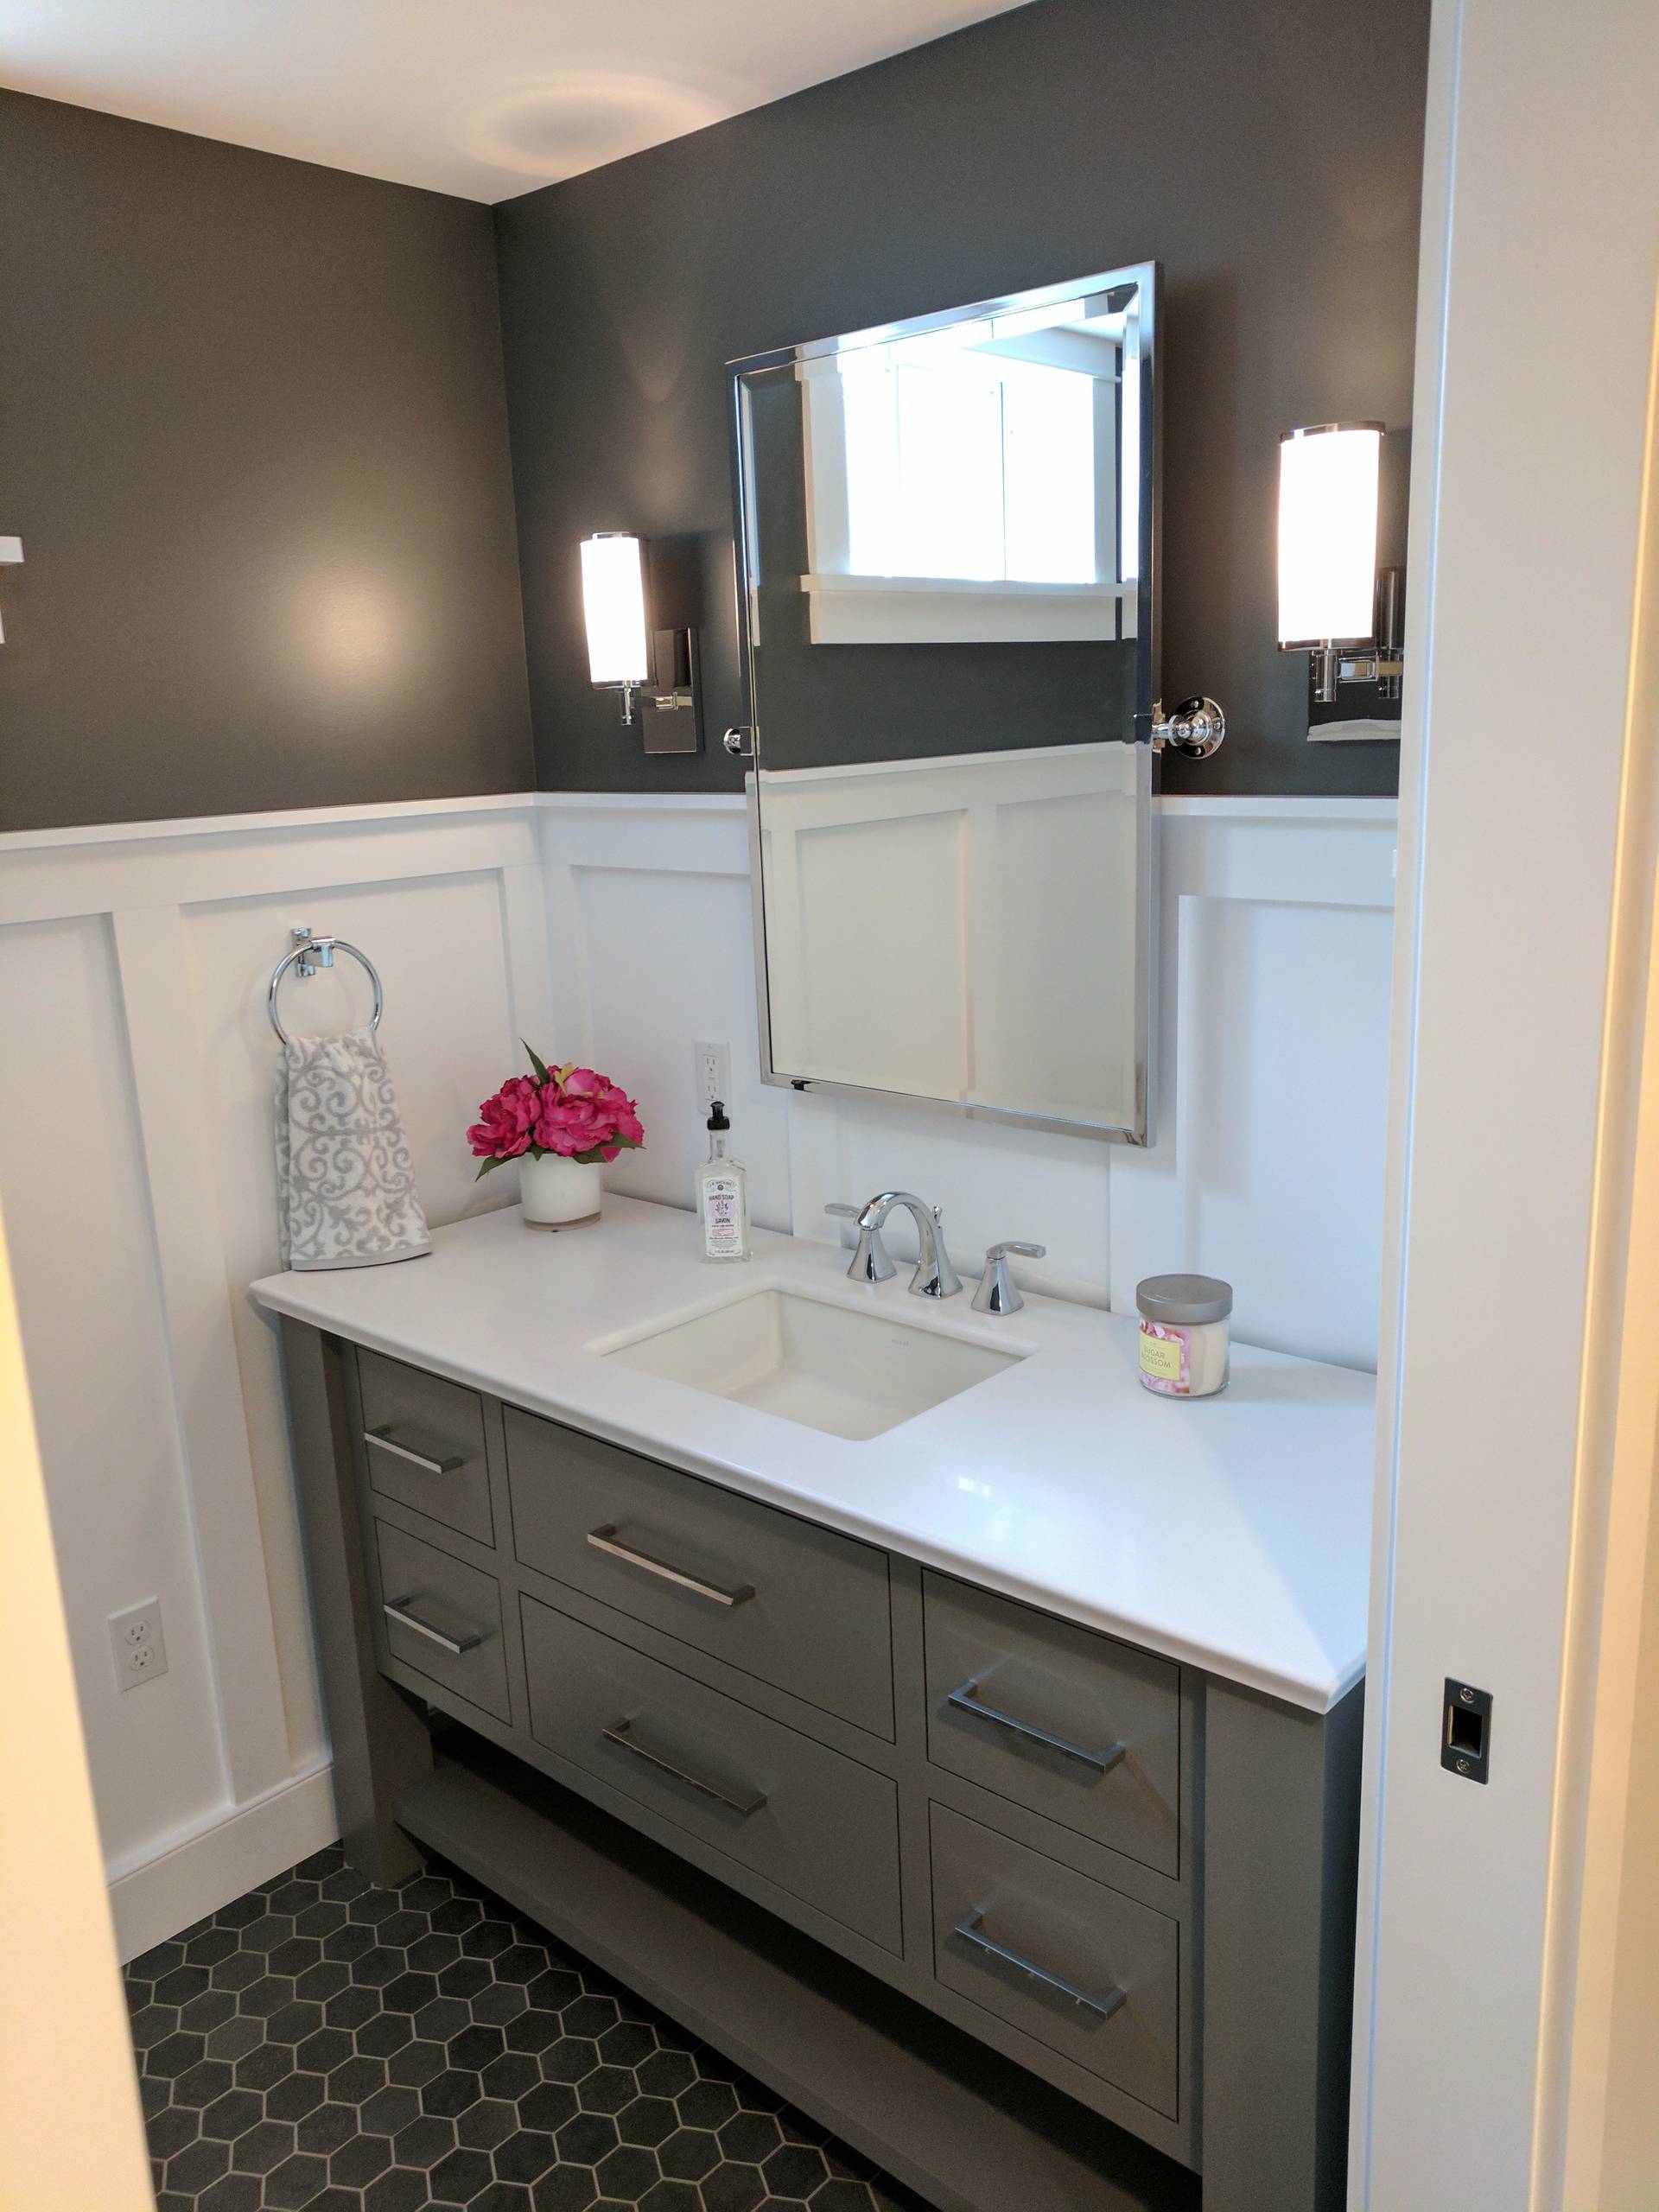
xmin=581 ymin=532 xmax=649 ymax=686
xmin=1277 ymin=424 xmax=1382 ymax=647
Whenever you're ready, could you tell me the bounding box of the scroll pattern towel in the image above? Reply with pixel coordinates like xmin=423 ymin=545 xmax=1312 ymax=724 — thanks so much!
xmin=275 ymin=1027 xmax=430 ymax=1271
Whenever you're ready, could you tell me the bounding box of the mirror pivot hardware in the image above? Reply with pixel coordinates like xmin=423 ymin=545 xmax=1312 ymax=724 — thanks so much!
xmin=1441 ymin=1678 xmax=1492 ymax=1783
xmin=1147 ymin=696 xmax=1227 ymax=759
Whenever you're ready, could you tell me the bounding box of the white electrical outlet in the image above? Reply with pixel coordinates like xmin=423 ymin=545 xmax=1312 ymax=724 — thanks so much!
xmin=110 ymin=1599 xmax=168 ymax=1692
xmin=693 ymin=1039 xmax=731 ymax=1113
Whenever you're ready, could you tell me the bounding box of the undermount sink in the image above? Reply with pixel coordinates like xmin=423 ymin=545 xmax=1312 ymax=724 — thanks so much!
xmin=600 ymin=1286 xmax=1023 ymax=1441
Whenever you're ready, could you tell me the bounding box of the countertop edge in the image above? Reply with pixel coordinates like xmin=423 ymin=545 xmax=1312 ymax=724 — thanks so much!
xmin=251 ymin=1274 xmax=1360 ymax=1718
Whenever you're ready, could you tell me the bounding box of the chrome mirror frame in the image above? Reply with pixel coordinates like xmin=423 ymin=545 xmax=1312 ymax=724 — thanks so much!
xmin=725 ymin=260 xmax=1160 ymax=1146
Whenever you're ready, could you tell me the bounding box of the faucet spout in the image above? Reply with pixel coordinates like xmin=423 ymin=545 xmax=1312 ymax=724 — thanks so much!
xmin=855 ymin=1191 xmax=963 ymax=1300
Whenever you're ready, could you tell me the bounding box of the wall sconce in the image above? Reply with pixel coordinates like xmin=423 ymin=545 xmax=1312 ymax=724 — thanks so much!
xmin=1278 ymin=424 xmax=1404 ymax=708
xmin=0 ymin=534 xmax=22 ymax=645
xmin=580 ymin=531 xmax=702 ymax=755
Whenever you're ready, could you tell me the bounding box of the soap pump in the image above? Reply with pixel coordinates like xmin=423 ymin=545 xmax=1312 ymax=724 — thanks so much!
xmin=695 ymin=1101 xmax=751 ymax=1262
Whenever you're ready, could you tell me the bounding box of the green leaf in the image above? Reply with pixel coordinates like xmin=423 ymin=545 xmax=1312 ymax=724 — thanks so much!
xmin=522 ymin=1040 xmax=550 ymax=1085
xmin=474 ymin=1154 xmax=505 ymax=1179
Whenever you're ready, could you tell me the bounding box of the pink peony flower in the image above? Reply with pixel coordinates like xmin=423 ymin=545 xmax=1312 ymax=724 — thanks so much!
xmin=467 ymin=1074 xmax=542 ymax=1160
xmin=531 ymin=1095 xmax=604 ymax=1156
xmin=468 ymin=1050 xmax=645 ymax=1175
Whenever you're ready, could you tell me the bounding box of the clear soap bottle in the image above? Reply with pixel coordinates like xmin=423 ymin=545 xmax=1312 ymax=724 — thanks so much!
xmin=695 ymin=1102 xmax=751 ymax=1262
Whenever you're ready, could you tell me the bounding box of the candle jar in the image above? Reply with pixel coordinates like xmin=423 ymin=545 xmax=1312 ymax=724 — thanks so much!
xmin=1136 ymin=1274 xmax=1233 ymax=1398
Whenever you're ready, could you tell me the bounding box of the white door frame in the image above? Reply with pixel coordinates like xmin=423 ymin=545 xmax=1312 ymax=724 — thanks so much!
xmin=1352 ymin=3 xmax=1659 ymax=2207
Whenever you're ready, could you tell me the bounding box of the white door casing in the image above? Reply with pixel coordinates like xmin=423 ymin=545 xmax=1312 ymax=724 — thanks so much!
xmin=1351 ymin=3 xmax=1659 ymax=2206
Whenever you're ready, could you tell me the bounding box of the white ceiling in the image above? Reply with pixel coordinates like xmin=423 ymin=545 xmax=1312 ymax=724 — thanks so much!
xmin=0 ymin=0 xmax=1030 ymax=203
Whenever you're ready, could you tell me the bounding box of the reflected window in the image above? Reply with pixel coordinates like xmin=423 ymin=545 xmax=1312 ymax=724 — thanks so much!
xmin=795 ymin=289 xmax=1138 ymax=645
xmin=837 ymin=330 xmax=1096 ymax=586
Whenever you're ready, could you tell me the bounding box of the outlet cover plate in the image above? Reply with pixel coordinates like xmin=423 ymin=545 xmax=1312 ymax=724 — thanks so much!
xmin=693 ymin=1039 xmax=731 ymax=1115
xmin=110 ymin=1598 xmax=168 ymax=1691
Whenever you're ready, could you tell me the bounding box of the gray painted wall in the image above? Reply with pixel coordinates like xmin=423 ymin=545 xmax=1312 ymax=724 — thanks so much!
xmin=494 ymin=0 xmax=1427 ymax=798
xmin=0 ymin=92 xmax=532 ymax=833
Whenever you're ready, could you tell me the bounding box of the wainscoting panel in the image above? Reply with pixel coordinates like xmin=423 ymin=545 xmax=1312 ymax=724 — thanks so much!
xmin=1110 ymin=799 xmax=1397 ymax=1370
xmin=539 ymin=791 xmax=1396 ymax=1344
xmin=538 ymin=798 xmax=794 ymax=1236
xmin=0 ymin=798 xmax=554 ymax=1955
xmin=0 ymin=911 xmax=230 ymax=1873
xmin=0 ymin=785 xmax=1392 ymax=1958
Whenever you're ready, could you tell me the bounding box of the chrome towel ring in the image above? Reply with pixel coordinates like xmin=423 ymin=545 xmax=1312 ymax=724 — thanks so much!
xmin=268 ymin=935 xmax=384 ymax=1046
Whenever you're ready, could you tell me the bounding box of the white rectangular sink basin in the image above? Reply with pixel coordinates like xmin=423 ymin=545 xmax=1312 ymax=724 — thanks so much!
xmin=601 ymin=1287 xmax=1023 ymax=1441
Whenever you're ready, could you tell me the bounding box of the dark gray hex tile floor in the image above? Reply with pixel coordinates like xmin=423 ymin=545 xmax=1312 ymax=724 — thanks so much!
xmin=127 ymin=1846 xmax=926 ymax=2212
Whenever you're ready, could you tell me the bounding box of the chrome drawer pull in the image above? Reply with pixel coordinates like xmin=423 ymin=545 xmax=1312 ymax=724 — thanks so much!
xmin=946 ymin=1679 xmax=1125 ymax=1776
xmin=587 ymin=1523 xmax=754 ymax=1609
xmin=366 ymin=1426 xmax=464 ymax=1478
xmin=601 ymin=1719 xmax=767 ymax=1817
xmin=952 ymin=1910 xmax=1126 ymax=2024
xmin=384 ymin=1597 xmax=482 ymax=1656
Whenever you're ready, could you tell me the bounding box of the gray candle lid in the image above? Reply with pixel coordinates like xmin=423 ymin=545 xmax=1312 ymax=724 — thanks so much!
xmin=1136 ymin=1273 xmax=1233 ymax=1325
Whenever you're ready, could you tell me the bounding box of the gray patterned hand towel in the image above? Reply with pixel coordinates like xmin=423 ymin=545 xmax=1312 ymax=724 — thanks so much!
xmin=275 ymin=1027 xmax=431 ymax=1271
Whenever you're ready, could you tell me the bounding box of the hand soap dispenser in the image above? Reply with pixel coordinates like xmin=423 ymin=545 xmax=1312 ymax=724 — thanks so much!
xmin=695 ymin=1102 xmax=751 ymax=1262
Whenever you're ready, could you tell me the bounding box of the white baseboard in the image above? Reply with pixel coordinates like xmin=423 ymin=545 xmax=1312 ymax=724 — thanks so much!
xmin=108 ymin=1764 xmax=338 ymax=1962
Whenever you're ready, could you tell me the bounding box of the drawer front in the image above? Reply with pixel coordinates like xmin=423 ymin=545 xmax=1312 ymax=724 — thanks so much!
xmin=358 ymin=1351 xmax=493 ymax=1548
xmin=923 ymin=1573 xmax=1179 ymax=1876
xmin=374 ymin=1519 xmax=510 ymax=1723
xmin=521 ymin=1593 xmax=902 ymax=1954
xmin=929 ymin=1804 xmax=1179 ymax=2118
xmin=505 ymin=1408 xmax=893 ymax=1738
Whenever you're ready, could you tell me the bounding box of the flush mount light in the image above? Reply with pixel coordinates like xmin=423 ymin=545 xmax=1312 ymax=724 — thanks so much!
xmin=1278 ymin=423 xmax=1404 ymax=708
xmin=580 ymin=531 xmax=702 ymax=753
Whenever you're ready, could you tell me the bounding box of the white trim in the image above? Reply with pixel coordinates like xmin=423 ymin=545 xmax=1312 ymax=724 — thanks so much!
xmin=1350 ymin=4 xmax=1659 ymax=2204
xmin=0 ymin=784 xmax=1398 ymax=856
xmin=108 ymin=1763 xmax=337 ymax=1963
xmin=1155 ymin=793 xmax=1397 ymax=820
xmin=532 ymin=790 xmax=746 ymax=814
xmin=0 ymin=791 xmax=542 ymax=855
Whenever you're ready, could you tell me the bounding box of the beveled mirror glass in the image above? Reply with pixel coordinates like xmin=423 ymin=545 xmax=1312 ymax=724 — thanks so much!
xmin=730 ymin=260 xmax=1158 ymax=1141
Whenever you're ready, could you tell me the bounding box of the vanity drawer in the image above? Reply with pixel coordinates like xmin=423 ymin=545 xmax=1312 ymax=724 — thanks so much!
xmin=922 ymin=1573 xmax=1179 ymax=1877
xmin=929 ymin=1804 xmax=1179 ymax=2119
xmin=505 ymin=1408 xmax=893 ymax=1738
xmin=520 ymin=1593 xmax=902 ymax=1955
xmin=373 ymin=1519 xmax=510 ymax=1723
xmin=357 ymin=1350 xmax=493 ymax=1548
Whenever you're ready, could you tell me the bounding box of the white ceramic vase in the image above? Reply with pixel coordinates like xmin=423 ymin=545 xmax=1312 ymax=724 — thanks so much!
xmin=518 ymin=1153 xmax=601 ymax=1230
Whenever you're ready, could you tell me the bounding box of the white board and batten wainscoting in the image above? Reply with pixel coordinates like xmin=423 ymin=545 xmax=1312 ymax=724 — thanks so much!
xmin=0 ymin=785 xmax=1395 ymax=1957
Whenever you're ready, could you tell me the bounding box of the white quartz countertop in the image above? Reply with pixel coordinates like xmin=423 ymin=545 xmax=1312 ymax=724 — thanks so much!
xmin=250 ymin=1196 xmax=1375 ymax=1713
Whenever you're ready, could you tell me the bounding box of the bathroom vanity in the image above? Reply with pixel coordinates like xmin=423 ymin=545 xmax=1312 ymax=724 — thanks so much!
xmin=253 ymin=1197 xmax=1371 ymax=2212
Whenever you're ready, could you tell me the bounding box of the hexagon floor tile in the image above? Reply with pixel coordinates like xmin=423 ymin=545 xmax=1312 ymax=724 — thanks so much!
xmin=127 ymin=1845 xmax=929 ymax=2212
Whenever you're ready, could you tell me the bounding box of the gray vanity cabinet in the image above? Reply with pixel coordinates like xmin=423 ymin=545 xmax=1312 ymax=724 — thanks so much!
xmin=505 ymin=1404 xmax=896 ymax=1738
xmin=280 ymin=1319 xmax=1361 ymax=2212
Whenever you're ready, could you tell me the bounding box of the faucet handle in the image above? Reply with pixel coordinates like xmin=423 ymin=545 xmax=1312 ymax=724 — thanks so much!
xmin=972 ymin=1241 xmax=1047 ymax=1317
xmin=826 ymin=1202 xmax=896 ymax=1285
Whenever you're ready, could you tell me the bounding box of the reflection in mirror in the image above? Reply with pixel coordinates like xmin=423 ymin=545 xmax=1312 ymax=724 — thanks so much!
xmin=801 ymin=291 xmax=1140 ymax=643
xmin=732 ymin=262 xmax=1158 ymax=1141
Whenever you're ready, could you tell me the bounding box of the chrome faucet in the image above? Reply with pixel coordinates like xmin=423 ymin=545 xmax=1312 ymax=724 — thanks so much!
xmin=844 ymin=1190 xmax=962 ymax=1300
